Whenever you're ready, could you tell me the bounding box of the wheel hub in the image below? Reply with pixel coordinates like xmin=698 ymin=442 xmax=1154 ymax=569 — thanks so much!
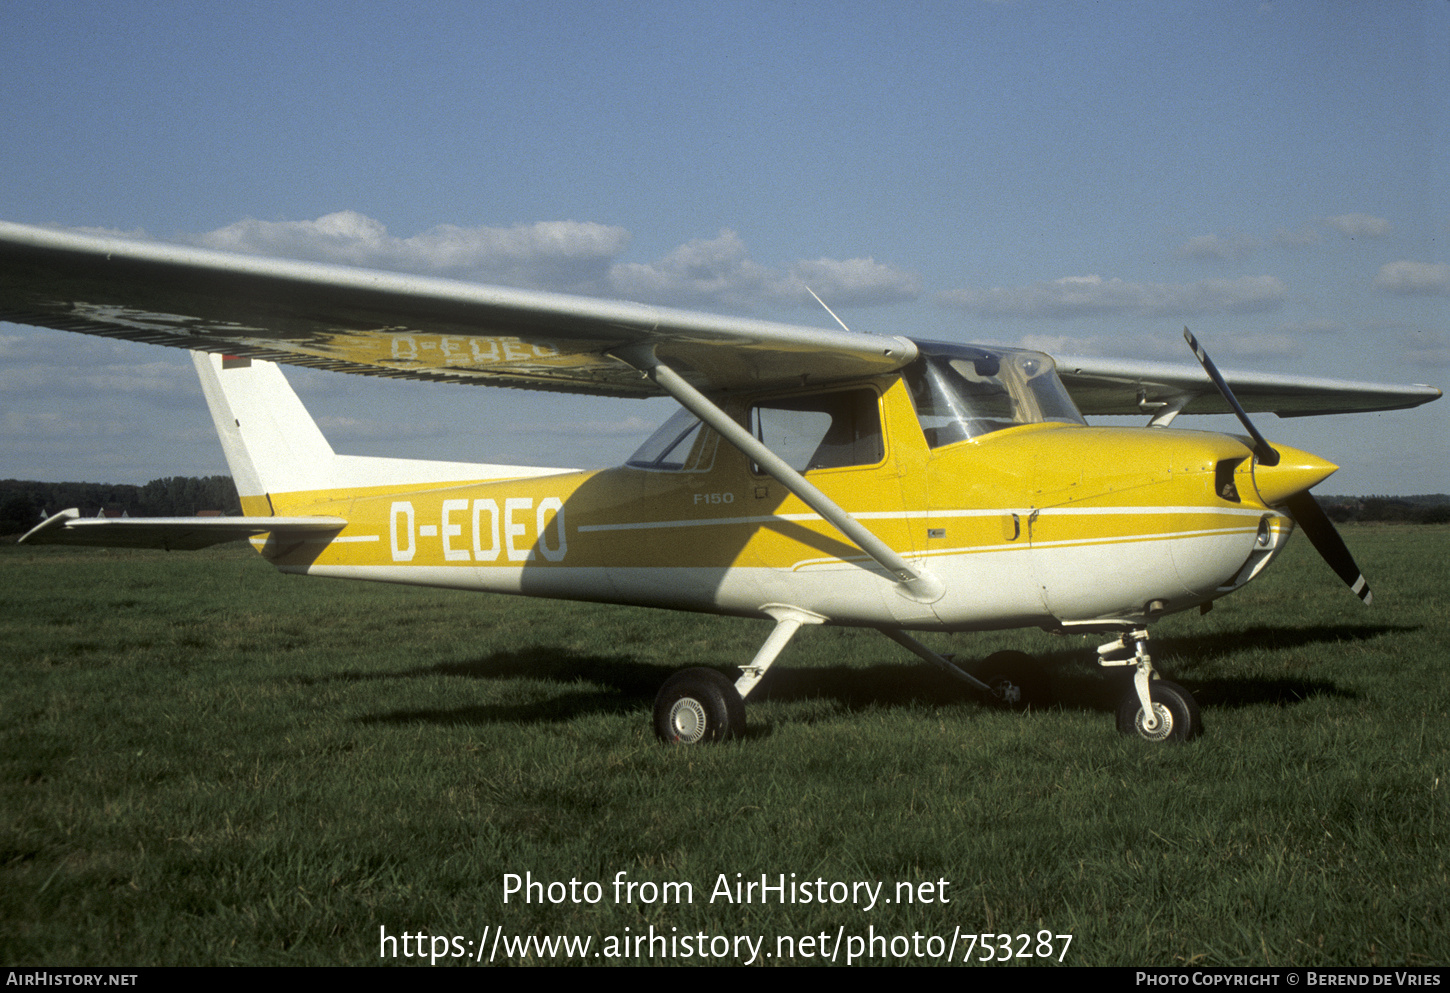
xmin=1134 ymin=703 xmax=1174 ymax=742
xmin=668 ymin=697 xmax=708 ymax=743
xmin=991 ymin=678 xmax=1022 ymax=706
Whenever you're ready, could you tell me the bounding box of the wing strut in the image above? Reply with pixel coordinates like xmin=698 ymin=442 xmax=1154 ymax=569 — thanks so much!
xmin=610 ymin=346 xmax=945 ymax=604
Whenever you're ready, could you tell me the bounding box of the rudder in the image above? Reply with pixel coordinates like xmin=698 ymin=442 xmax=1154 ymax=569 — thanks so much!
xmin=191 ymin=352 xmax=575 ymax=517
xmin=192 ymin=352 xmax=337 ymax=514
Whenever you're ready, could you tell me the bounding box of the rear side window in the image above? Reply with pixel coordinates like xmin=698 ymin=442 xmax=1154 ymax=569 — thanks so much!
xmin=626 ymin=408 xmax=718 ymax=471
xmin=748 ymin=389 xmax=883 ymax=473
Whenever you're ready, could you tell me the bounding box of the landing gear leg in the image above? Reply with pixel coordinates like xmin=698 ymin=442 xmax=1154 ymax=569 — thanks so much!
xmin=652 ymin=605 xmax=825 ymax=745
xmin=1097 ymin=629 xmax=1201 ymax=743
xmin=733 ymin=606 xmax=826 ymax=701
xmin=879 ymin=631 xmax=1049 ymax=708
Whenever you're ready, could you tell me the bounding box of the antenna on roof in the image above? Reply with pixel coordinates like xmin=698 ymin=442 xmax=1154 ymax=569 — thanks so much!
xmin=803 ymin=285 xmax=852 ymax=334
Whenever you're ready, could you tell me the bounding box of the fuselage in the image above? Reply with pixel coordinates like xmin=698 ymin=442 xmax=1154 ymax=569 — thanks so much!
xmin=250 ymin=353 xmax=1301 ymax=634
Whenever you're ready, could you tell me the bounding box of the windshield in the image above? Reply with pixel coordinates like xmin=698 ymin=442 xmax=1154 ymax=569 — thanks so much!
xmin=904 ymin=342 xmax=1084 ymax=447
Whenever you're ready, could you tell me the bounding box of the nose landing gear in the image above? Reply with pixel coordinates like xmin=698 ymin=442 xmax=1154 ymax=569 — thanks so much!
xmin=1097 ymin=629 xmax=1201 ymax=743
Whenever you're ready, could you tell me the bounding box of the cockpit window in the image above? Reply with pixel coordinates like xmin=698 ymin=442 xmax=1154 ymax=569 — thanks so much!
xmin=626 ymin=408 xmax=718 ymax=471
xmin=904 ymin=342 xmax=1084 ymax=447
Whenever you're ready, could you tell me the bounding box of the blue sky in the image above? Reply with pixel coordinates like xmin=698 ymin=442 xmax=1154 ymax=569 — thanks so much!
xmin=2 ymin=0 xmax=1446 ymax=492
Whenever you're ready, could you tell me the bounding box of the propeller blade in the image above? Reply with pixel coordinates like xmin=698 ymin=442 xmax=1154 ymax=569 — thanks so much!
xmin=1283 ymin=491 xmax=1373 ymax=605
xmin=1183 ymin=327 xmax=1280 ymax=466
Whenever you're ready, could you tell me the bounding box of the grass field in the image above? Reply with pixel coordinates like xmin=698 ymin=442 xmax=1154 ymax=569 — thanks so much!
xmin=2 ymin=526 xmax=1446 ymax=966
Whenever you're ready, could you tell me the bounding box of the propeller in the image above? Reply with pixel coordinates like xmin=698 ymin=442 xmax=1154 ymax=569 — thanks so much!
xmin=1183 ymin=328 xmax=1372 ymax=605
xmin=1183 ymin=327 xmax=1280 ymax=466
xmin=1281 ymin=491 xmax=1372 ymax=604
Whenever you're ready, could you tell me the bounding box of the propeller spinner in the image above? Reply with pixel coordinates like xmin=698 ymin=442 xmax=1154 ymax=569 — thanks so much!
xmin=1183 ymin=328 xmax=1372 ymax=605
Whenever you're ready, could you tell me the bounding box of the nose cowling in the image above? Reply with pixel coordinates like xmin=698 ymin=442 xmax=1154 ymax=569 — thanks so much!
xmin=1252 ymin=444 xmax=1338 ymax=507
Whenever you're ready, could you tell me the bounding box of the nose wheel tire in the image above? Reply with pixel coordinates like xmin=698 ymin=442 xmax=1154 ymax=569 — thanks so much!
xmin=1116 ymin=679 xmax=1201 ymax=743
xmin=971 ymin=650 xmax=1050 ymax=710
xmin=653 ymin=668 xmax=746 ymax=744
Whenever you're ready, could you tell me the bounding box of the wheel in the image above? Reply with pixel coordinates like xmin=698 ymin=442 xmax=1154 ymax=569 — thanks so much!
xmin=970 ymin=650 xmax=1050 ymax=710
xmin=653 ymin=668 xmax=746 ymax=744
xmin=1116 ymin=680 xmax=1201 ymax=743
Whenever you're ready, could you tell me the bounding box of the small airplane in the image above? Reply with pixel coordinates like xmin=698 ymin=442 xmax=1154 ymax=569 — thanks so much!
xmin=1 ymin=220 xmax=1440 ymax=744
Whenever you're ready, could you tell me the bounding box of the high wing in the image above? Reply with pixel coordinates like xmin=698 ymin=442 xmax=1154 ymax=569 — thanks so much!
xmin=20 ymin=509 xmax=346 ymax=551
xmin=0 ymin=220 xmax=1439 ymax=415
xmin=0 ymin=221 xmax=914 ymax=396
xmin=1055 ymin=354 xmax=1441 ymax=418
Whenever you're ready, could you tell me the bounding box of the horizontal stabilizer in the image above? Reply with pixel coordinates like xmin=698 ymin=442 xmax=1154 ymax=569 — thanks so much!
xmin=20 ymin=509 xmax=346 ymax=551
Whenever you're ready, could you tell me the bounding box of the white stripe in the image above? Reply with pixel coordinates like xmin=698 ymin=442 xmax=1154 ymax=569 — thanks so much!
xmin=1027 ymin=526 xmax=1259 ymax=551
xmin=249 ymin=533 xmax=378 ymax=546
xmin=787 ymin=526 xmax=1257 ymax=570
xmin=578 ymin=505 xmax=1269 ymax=534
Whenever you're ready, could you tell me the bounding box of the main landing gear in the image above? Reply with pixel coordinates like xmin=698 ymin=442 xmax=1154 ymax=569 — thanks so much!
xmin=1097 ymin=629 xmax=1201 ymax=743
xmin=969 ymin=649 xmax=1051 ymax=710
xmin=653 ymin=668 xmax=746 ymax=744
xmin=650 ymin=617 xmax=1199 ymax=745
xmin=652 ymin=605 xmax=823 ymax=745
xmin=651 ymin=611 xmax=1057 ymax=745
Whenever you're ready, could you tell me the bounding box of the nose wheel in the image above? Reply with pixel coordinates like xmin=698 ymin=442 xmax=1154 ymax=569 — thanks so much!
xmin=1115 ymin=679 xmax=1201 ymax=743
xmin=1098 ymin=630 xmax=1202 ymax=743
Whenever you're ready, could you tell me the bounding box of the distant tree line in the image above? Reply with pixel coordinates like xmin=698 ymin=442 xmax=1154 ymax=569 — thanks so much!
xmin=1319 ymin=495 xmax=1450 ymax=525
xmin=3 ymin=476 xmax=1447 ymax=536
xmin=0 ymin=476 xmax=241 ymax=535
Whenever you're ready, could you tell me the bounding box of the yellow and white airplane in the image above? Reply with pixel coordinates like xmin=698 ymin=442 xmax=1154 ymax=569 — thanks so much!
xmin=1 ymin=221 xmax=1440 ymax=744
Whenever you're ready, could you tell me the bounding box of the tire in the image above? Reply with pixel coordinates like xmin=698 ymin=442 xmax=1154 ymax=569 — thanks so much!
xmin=971 ymin=650 xmax=1050 ymax=710
xmin=653 ymin=668 xmax=746 ymax=744
xmin=1116 ymin=680 xmax=1201 ymax=743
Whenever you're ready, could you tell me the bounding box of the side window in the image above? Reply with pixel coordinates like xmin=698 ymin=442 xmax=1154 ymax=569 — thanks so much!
xmin=626 ymin=409 xmax=718 ymax=472
xmin=749 ymin=389 xmax=884 ymax=473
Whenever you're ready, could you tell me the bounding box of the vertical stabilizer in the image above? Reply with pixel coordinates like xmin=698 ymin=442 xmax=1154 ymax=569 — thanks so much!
xmin=192 ymin=353 xmax=336 ymax=511
xmin=192 ymin=352 xmax=574 ymax=516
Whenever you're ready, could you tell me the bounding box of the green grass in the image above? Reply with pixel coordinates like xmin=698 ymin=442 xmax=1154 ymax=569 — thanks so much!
xmin=2 ymin=527 xmax=1446 ymax=966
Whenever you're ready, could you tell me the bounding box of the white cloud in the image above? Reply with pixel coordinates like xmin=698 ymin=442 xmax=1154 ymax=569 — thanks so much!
xmin=0 ymin=358 xmax=198 ymax=403
xmin=1273 ymin=226 xmax=1322 ymax=248
xmin=784 ymin=257 xmax=922 ymax=306
xmin=63 ymin=225 xmax=152 ymax=240
xmin=527 ymin=415 xmax=662 ymax=437
xmin=1375 ymin=260 xmax=1450 ymax=296
xmin=1178 ymin=234 xmax=1257 ymax=262
xmin=1271 ymin=319 xmax=1344 ymax=335
xmin=1272 ymin=215 xmax=1390 ymax=248
xmin=188 ymin=214 xmax=919 ymax=310
xmin=196 ymin=211 xmax=631 ymax=289
xmin=0 ymin=334 xmax=56 ymax=361
xmin=0 ymin=409 xmax=74 ymax=438
xmin=937 ymin=274 xmax=1287 ymax=319
xmin=606 ymin=229 xmax=774 ymax=307
xmin=1324 ymin=213 xmax=1392 ymax=239
xmin=605 ymin=229 xmax=921 ymax=309
xmin=1011 ymin=333 xmax=1106 ymax=356
xmin=1402 ymin=330 xmax=1450 ymax=368
xmin=1216 ymin=332 xmax=1301 ymax=360
xmin=314 ymin=416 xmax=449 ymax=441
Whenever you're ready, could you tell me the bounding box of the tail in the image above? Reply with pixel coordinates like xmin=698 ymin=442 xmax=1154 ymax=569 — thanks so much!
xmin=191 ymin=353 xmax=572 ymax=516
xmin=192 ymin=353 xmax=335 ymax=515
